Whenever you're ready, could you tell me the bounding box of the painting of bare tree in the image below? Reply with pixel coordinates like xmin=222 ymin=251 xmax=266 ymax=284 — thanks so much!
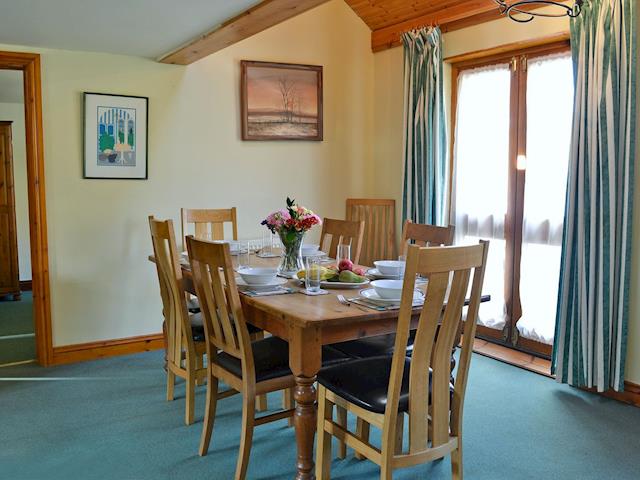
xmin=241 ymin=61 xmax=323 ymax=141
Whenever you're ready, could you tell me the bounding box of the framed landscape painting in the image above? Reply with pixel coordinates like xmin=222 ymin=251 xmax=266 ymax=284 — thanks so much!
xmin=83 ymin=92 xmax=148 ymax=179
xmin=241 ymin=61 xmax=323 ymax=141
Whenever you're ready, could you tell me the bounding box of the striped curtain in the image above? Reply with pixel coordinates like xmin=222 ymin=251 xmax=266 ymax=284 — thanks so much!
xmin=401 ymin=27 xmax=448 ymax=226
xmin=553 ymin=0 xmax=637 ymax=392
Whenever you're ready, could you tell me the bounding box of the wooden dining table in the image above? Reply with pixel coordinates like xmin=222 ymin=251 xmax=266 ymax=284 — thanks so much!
xmin=157 ymin=253 xmax=488 ymax=479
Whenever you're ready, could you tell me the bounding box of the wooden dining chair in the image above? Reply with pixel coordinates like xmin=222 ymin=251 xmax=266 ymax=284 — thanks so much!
xmin=181 ymin=207 xmax=238 ymax=250
xmin=316 ymin=241 xmax=489 ymax=479
xmin=148 ymin=216 xmax=207 ymax=425
xmin=401 ymin=220 xmax=455 ymax=255
xmin=186 ymin=236 xmax=350 ymax=479
xmin=319 ymin=218 xmax=365 ymax=265
xmin=346 ymin=198 xmax=396 ymax=267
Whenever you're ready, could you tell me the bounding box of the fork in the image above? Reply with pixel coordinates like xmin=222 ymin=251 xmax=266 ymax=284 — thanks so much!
xmin=337 ymin=294 xmax=351 ymax=306
xmin=337 ymin=294 xmax=369 ymax=312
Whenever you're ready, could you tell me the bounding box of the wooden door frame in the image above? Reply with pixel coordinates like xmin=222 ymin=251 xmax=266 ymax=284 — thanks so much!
xmin=446 ymin=34 xmax=571 ymax=358
xmin=0 ymin=51 xmax=53 ymax=366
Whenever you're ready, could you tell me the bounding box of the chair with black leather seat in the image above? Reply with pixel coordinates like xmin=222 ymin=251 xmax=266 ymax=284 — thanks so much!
xmin=150 ymin=216 xmax=266 ymax=424
xmin=149 ymin=216 xmax=209 ymax=426
xmin=187 ymin=236 xmax=350 ymax=480
xmin=331 ymin=222 xmax=456 ymax=360
xmin=315 ymin=241 xmax=488 ymax=479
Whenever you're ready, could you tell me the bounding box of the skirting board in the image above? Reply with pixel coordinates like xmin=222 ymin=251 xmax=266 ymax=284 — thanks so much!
xmin=591 ymin=381 xmax=640 ymax=408
xmin=51 ymin=333 xmax=164 ymax=366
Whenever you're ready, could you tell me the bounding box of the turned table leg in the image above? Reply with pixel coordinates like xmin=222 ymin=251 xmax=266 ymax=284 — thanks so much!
xmin=289 ymin=326 xmax=322 ymax=480
xmin=294 ymin=375 xmax=317 ymax=480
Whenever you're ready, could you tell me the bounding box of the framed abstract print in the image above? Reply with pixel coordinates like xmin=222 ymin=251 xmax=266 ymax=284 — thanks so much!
xmin=83 ymin=92 xmax=148 ymax=179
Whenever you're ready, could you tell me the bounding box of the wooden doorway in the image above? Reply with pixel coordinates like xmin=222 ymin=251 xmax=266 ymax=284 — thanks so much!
xmin=0 ymin=51 xmax=52 ymax=366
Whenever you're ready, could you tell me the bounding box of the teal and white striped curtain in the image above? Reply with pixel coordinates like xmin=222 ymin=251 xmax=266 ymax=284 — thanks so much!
xmin=401 ymin=27 xmax=448 ymax=226
xmin=553 ymin=0 xmax=637 ymax=392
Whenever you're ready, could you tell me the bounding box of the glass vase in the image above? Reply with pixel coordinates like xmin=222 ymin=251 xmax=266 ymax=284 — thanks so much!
xmin=278 ymin=230 xmax=305 ymax=276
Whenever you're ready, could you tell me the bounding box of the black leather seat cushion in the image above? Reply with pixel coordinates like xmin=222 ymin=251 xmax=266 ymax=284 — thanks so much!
xmin=331 ymin=331 xmax=417 ymax=358
xmin=190 ymin=312 xmax=261 ymax=343
xmin=216 ymin=337 xmax=351 ymax=383
xmin=318 ymin=356 xmax=453 ymax=415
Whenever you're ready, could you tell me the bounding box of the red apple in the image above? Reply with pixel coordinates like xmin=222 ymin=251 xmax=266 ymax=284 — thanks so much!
xmin=338 ymin=259 xmax=353 ymax=272
xmin=353 ymin=267 xmax=366 ymax=276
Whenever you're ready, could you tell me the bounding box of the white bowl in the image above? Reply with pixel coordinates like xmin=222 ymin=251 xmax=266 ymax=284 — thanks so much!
xmin=370 ymin=279 xmax=404 ymax=300
xmin=237 ymin=267 xmax=277 ymax=285
xmin=373 ymin=260 xmax=406 ymax=277
xmin=301 ymin=244 xmax=320 ymax=256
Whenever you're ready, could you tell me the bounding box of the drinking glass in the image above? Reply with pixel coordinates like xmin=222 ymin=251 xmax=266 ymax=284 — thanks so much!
xmin=336 ymin=244 xmax=351 ymax=268
xmin=261 ymin=231 xmax=274 ymax=256
xmin=234 ymin=241 xmax=251 ymax=271
xmin=305 ymin=256 xmax=322 ymax=293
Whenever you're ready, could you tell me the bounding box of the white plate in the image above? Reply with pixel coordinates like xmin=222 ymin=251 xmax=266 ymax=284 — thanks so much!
xmin=295 ymin=278 xmax=370 ymax=289
xmin=360 ymin=288 xmax=424 ymax=304
xmin=321 ymin=278 xmax=370 ymax=289
xmin=366 ymin=268 xmax=402 ymax=279
xmin=236 ymin=276 xmax=288 ymax=291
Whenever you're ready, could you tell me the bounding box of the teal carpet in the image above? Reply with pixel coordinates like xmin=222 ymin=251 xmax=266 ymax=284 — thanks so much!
xmin=0 ymin=350 xmax=637 ymax=479
xmin=0 ymin=292 xmax=35 ymax=364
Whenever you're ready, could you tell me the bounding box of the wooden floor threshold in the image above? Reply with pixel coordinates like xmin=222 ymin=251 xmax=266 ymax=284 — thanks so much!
xmin=472 ymin=338 xmax=552 ymax=377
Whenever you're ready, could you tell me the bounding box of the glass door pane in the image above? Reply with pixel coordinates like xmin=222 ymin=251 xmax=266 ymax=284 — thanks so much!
xmin=517 ymin=53 xmax=573 ymax=346
xmin=453 ymin=64 xmax=511 ymax=332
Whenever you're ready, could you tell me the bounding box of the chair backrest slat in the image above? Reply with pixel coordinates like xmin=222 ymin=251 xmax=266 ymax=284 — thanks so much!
xmin=186 ymin=236 xmax=251 ymax=361
xmin=430 ymin=267 xmax=470 ymax=446
xmin=346 ymin=198 xmax=396 ymax=266
xmin=319 ymin=218 xmax=365 ymax=265
xmin=148 ymin=216 xmax=195 ymax=368
xmin=401 ymin=220 xmax=455 ymax=254
xmin=407 ymin=270 xmax=449 ymax=453
xmin=384 ymin=241 xmax=489 ymax=456
xmin=181 ymin=207 xmax=238 ymax=250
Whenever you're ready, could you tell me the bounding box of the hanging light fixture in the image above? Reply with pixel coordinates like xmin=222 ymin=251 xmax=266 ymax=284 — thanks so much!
xmin=493 ymin=0 xmax=583 ymax=23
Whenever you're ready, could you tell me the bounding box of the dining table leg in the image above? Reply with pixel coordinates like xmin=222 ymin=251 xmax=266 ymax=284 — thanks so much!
xmin=289 ymin=326 xmax=322 ymax=480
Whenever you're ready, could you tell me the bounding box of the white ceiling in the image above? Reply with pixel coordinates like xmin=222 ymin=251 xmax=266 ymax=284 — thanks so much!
xmin=0 ymin=70 xmax=23 ymax=103
xmin=0 ymin=0 xmax=261 ymax=59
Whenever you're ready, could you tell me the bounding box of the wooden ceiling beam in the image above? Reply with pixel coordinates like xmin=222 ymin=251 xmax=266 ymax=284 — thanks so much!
xmin=370 ymin=1 xmax=548 ymax=53
xmin=159 ymin=0 xmax=331 ymax=65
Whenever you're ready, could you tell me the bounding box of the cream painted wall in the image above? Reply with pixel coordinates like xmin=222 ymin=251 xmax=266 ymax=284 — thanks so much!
xmin=0 ymin=101 xmax=31 ymax=281
xmin=371 ymin=13 xmax=640 ymax=385
xmin=0 ymin=0 xmax=374 ymax=346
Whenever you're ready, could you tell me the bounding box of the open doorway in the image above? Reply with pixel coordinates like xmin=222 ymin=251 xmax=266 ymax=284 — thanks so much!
xmin=0 ymin=70 xmax=35 ymax=365
xmin=0 ymin=51 xmax=52 ymax=366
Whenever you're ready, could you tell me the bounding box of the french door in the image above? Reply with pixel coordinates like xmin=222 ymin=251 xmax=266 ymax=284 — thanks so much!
xmin=451 ymin=40 xmax=573 ymax=357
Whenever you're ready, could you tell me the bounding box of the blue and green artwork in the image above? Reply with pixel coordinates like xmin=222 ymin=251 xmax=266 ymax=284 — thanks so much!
xmin=97 ymin=106 xmax=136 ymax=166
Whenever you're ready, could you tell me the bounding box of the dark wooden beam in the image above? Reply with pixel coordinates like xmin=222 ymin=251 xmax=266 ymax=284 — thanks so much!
xmin=159 ymin=0 xmax=331 ymax=65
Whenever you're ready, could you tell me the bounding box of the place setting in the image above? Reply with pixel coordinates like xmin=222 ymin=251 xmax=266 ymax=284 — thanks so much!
xmin=235 ymin=267 xmax=296 ymax=297
xmin=350 ymin=279 xmax=426 ymax=311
